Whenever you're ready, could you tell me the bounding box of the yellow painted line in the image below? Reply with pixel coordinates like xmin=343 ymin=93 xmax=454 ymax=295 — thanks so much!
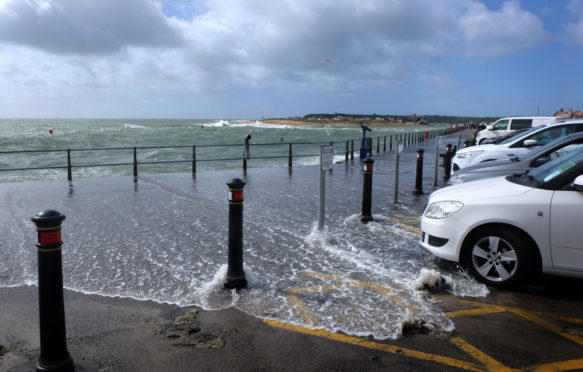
xmin=509 ymin=309 xmax=583 ymax=347
xmin=525 ymin=358 xmax=583 ymax=371
xmin=264 ymin=319 xmax=485 ymax=371
xmin=301 ymin=271 xmax=418 ymax=313
xmin=288 ymin=284 xmax=347 ymax=294
xmin=394 ymin=214 xmax=421 ymax=222
xmin=452 ymin=300 xmax=583 ymax=347
xmin=285 ymin=294 xmax=317 ymax=326
xmin=450 ymin=337 xmax=517 ymax=372
xmin=446 ymin=303 xmax=507 ymax=318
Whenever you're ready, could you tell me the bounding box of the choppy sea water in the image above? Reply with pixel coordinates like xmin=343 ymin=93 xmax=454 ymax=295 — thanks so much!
xmin=0 ymin=118 xmax=441 ymax=182
xmin=0 ymin=119 xmax=486 ymax=340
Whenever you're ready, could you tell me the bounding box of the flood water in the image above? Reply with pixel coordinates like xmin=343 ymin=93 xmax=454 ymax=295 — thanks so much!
xmin=0 ymin=139 xmax=487 ymax=340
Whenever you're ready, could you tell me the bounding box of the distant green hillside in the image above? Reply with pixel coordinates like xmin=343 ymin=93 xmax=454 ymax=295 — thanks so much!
xmin=301 ymin=113 xmax=499 ymax=124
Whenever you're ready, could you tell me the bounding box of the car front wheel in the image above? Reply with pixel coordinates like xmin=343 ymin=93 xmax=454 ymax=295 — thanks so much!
xmin=462 ymin=227 xmax=534 ymax=288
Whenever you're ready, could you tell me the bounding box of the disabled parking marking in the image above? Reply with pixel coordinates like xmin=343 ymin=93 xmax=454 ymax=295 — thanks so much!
xmin=448 ymin=300 xmax=583 ymax=347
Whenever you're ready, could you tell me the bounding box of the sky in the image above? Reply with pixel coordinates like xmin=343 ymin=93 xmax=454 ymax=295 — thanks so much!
xmin=0 ymin=0 xmax=582 ymax=119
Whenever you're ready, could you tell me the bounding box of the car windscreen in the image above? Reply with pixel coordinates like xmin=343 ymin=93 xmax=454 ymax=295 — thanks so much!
xmin=528 ymin=148 xmax=583 ymax=184
xmin=499 ymin=125 xmax=545 ymax=145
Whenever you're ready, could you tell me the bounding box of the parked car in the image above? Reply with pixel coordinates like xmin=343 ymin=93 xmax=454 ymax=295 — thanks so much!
xmin=478 ymin=128 xmax=529 ymax=145
xmin=420 ymin=148 xmax=583 ymax=287
xmin=452 ymin=120 xmax=583 ymax=173
xmin=450 ymin=132 xmax=583 ymax=184
xmin=475 ymin=116 xmax=559 ymax=145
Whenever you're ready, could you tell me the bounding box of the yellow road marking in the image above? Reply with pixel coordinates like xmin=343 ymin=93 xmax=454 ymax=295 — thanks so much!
xmin=394 ymin=214 xmax=421 ymax=222
xmin=285 ymin=294 xmax=317 ymax=325
xmin=450 ymin=337 xmax=517 ymax=372
xmin=300 ymin=271 xmax=418 ymax=313
xmin=525 ymin=358 xmax=583 ymax=371
xmin=510 ymin=309 xmax=583 ymax=347
xmin=264 ymin=318 xmax=485 ymax=372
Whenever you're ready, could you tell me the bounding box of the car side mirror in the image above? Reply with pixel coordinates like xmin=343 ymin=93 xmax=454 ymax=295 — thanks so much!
xmin=523 ymin=139 xmax=538 ymax=147
xmin=531 ymin=156 xmax=549 ymax=167
xmin=572 ymin=175 xmax=583 ymax=192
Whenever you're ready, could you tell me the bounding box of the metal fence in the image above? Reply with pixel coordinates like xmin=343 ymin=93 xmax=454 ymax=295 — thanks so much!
xmin=0 ymin=128 xmax=452 ymax=182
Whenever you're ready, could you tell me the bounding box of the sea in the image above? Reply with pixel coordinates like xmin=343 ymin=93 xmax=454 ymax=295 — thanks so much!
xmin=0 ymin=118 xmax=487 ymax=340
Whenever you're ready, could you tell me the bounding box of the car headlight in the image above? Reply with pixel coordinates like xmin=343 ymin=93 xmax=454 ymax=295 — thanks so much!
xmin=424 ymin=201 xmax=464 ymax=219
xmin=456 ymin=151 xmax=483 ymax=159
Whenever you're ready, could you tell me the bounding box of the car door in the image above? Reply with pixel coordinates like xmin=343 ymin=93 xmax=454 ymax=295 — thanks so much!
xmin=549 ymin=187 xmax=583 ymax=271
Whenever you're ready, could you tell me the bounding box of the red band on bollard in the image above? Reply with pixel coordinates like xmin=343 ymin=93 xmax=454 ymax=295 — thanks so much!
xmin=230 ymin=191 xmax=243 ymax=201
xmin=39 ymin=231 xmax=61 ymax=245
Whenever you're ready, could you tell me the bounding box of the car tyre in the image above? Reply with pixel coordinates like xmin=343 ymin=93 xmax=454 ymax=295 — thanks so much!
xmin=462 ymin=227 xmax=533 ymax=288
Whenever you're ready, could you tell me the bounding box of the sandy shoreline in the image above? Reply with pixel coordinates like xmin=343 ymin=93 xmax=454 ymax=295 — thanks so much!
xmin=262 ymin=118 xmax=421 ymax=127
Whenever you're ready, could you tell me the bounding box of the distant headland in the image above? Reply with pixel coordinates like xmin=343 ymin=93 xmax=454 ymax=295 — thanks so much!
xmin=263 ymin=113 xmax=499 ymax=126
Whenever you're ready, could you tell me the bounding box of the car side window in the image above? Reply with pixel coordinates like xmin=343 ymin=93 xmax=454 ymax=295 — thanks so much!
xmin=492 ymin=119 xmax=509 ymax=130
xmin=527 ymin=126 xmax=567 ymax=146
xmin=510 ymin=119 xmax=532 ymax=130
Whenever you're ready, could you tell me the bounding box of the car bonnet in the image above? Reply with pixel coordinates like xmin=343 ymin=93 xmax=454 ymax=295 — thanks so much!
xmin=429 ymin=176 xmax=531 ymax=203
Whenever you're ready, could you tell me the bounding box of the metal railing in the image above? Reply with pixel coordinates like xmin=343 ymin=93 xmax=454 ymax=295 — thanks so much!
xmin=0 ymin=128 xmax=452 ymax=182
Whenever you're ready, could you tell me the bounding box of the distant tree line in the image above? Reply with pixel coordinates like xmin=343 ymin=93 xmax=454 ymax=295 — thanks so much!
xmin=302 ymin=113 xmax=499 ymax=124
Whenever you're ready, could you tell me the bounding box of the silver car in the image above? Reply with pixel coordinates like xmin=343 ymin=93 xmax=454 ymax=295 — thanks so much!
xmin=450 ymin=132 xmax=583 ymax=184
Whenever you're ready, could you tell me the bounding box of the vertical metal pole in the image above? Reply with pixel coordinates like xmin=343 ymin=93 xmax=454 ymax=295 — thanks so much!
xmin=389 ymin=135 xmax=393 ymax=150
xmin=376 ymin=137 xmax=380 ymax=154
xmin=67 ymin=149 xmax=72 ymax=182
xmin=345 ymin=141 xmax=349 ymax=162
xmin=393 ymin=142 xmax=399 ymax=205
xmin=225 ymin=178 xmax=247 ymax=290
xmin=433 ymin=136 xmax=439 ymax=186
xmin=383 ymin=136 xmax=387 ymax=152
xmin=350 ymin=140 xmax=354 ymax=160
xmin=318 ymin=170 xmax=325 ymax=230
xmin=133 ymin=147 xmax=138 ymax=183
xmin=192 ymin=145 xmax=197 ymax=175
xmin=288 ymin=143 xmax=293 ymax=169
xmin=31 ymin=210 xmax=74 ymax=372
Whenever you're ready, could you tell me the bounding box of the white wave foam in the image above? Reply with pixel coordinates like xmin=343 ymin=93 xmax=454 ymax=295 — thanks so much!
xmin=124 ymin=124 xmax=150 ymax=129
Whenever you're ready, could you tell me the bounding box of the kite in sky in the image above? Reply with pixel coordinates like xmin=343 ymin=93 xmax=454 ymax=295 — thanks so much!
xmin=321 ymin=58 xmax=332 ymax=64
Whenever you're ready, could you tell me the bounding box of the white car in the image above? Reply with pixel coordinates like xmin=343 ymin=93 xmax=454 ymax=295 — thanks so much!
xmin=452 ymin=120 xmax=583 ymax=173
xmin=474 ymin=116 xmax=558 ymax=145
xmin=420 ymin=148 xmax=583 ymax=287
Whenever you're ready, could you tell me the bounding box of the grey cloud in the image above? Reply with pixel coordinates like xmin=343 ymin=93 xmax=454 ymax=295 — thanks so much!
xmin=0 ymin=0 xmax=183 ymax=55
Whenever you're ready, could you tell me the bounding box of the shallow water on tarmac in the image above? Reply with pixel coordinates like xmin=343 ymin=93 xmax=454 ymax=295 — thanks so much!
xmin=0 ymin=144 xmax=486 ymax=340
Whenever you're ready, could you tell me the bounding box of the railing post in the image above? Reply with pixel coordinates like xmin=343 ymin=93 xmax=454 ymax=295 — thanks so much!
xmin=67 ymin=149 xmax=72 ymax=182
xmin=376 ymin=137 xmax=380 ymax=154
xmin=389 ymin=135 xmax=393 ymax=150
xmin=345 ymin=140 xmax=349 ymax=162
xmin=361 ymin=158 xmax=375 ymax=223
xmin=413 ymin=149 xmax=424 ymax=195
xmin=133 ymin=147 xmax=138 ymax=183
xmin=192 ymin=145 xmax=197 ymax=175
xmin=383 ymin=136 xmax=386 ymax=152
xmin=350 ymin=140 xmax=354 ymax=160
xmin=224 ymin=178 xmax=247 ymax=290
xmin=31 ymin=210 xmax=74 ymax=372
xmin=288 ymin=143 xmax=293 ymax=169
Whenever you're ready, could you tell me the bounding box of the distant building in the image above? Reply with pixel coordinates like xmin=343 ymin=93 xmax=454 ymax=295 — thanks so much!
xmin=554 ymin=108 xmax=583 ymax=119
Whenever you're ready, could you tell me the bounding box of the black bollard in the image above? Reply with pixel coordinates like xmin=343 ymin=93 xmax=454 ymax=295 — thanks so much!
xmin=361 ymin=158 xmax=375 ymax=223
xmin=224 ymin=179 xmax=247 ymax=290
xmin=413 ymin=149 xmax=425 ymax=195
xmin=31 ymin=210 xmax=74 ymax=372
xmin=443 ymin=144 xmax=453 ymax=180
